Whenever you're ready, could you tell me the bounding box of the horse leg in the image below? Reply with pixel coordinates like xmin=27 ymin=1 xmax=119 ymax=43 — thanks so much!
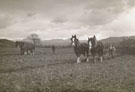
xmin=77 ymin=57 xmax=81 ymax=63
xmin=110 ymin=51 xmax=113 ymax=58
xmin=112 ymin=52 xmax=114 ymax=58
xmin=92 ymin=49 xmax=97 ymax=63
xmin=21 ymin=48 xmax=25 ymax=55
xmin=32 ymin=51 xmax=35 ymax=55
xmin=24 ymin=51 xmax=27 ymax=55
xmin=27 ymin=49 xmax=29 ymax=55
xmin=86 ymin=51 xmax=89 ymax=62
xmin=20 ymin=48 xmax=23 ymax=55
xmin=102 ymin=53 xmax=105 ymax=60
xmin=24 ymin=49 xmax=28 ymax=55
xmin=100 ymin=56 xmax=103 ymax=62
xmin=30 ymin=49 xmax=34 ymax=55
xmin=99 ymin=52 xmax=103 ymax=62
xmin=92 ymin=53 xmax=96 ymax=63
xmin=32 ymin=50 xmax=35 ymax=55
xmin=110 ymin=51 xmax=114 ymax=58
xmin=77 ymin=54 xmax=81 ymax=63
xmin=86 ymin=57 xmax=89 ymax=62
xmin=93 ymin=56 xmax=96 ymax=63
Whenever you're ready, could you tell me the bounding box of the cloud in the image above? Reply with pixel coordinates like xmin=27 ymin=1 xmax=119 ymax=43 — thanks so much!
xmin=0 ymin=0 xmax=135 ymax=40
xmin=85 ymin=0 xmax=124 ymax=9
xmin=102 ymin=7 xmax=135 ymax=37
xmin=0 ymin=13 xmax=13 ymax=29
xmin=78 ymin=9 xmax=117 ymax=26
xmin=76 ymin=0 xmax=132 ymax=26
xmin=51 ymin=16 xmax=68 ymax=23
xmin=128 ymin=0 xmax=135 ymax=8
xmin=27 ymin=12 xmax=36 ymax=17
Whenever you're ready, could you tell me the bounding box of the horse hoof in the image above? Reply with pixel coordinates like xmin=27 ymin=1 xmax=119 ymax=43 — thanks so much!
xmin=86 ymin=59 xmax=89 ymax=62
xmin=77 ymin=60 xmax=81 ymax=63
xmin=77 ymin=62 xmax=81 ymax=64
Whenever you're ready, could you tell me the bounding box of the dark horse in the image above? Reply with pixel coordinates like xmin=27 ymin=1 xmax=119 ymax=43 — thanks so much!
xmin=71 ymin=35 xmax=89 ymax=63
xmin=15 ymin=41 xmax=35 ymax=55
xmin=88 ymin=35 xmax=104 ymax=62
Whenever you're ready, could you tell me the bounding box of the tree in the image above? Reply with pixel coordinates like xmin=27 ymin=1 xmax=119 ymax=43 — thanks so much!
xmin=26 ymin=33 xmax=41 ymax=46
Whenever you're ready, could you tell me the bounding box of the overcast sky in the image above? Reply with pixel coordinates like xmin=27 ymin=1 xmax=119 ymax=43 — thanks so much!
xmin=0 ymin=0 xmax=135 ymax=40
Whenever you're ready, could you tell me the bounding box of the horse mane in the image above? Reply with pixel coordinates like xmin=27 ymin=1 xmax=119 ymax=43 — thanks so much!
xmin=75 ymin=38 xmax=81 ymax=46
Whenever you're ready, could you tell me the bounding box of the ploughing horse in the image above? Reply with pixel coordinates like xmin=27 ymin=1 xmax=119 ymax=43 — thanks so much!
xmin=109 ymin=45 xmax=116 ymax=58
xmin=15 ymin=41 xmax=35 ymax=55
xmin=71 ymin=35 xmax=89 ymax=63
xmin=88 ymin=35 xmax=104 ymax=62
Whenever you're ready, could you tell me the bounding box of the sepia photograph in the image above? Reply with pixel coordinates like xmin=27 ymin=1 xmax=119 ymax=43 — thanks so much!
xmin=0 ymin=0 xmax=135 ymax=92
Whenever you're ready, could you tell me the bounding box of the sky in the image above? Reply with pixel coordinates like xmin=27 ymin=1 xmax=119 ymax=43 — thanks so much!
xmin=0 ymin=0 xmax=135 ymax=40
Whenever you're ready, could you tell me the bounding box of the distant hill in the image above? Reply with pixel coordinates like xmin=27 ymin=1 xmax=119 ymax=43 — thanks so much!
xmin=0 ymin=39 xmax=15 ymax=47
xmin=42 ymin=39 xmax=87 ymax=46
xmin=42 ymin=36 xmax=135 ymax=46
xmin=100 ymin=36 xmax=135 ymax=44
xmin=0 ymin=35 xmax=135 ymax=47
xmin=42 ymin=39 xmax=71 ymax=46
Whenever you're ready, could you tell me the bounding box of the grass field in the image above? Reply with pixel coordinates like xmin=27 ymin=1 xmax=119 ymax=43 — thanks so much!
xmin=0 ymin=47 xmax=135 ymax=92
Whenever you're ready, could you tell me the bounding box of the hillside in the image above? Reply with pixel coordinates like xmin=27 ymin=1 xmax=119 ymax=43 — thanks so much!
xmin=42 ymin=36 xmax=135 ymax=46
xmin=0 ymin=35 xmax=135 ymax=47
xmin=0 ymin=39 xmax=15 ymax=47
xmin=42 ymin=39 xmax=70 ymax=46
xmin=42 ymin=39 xmax=87 ymax=46
xmin=100 ymin=36 xmax=135 ymax=44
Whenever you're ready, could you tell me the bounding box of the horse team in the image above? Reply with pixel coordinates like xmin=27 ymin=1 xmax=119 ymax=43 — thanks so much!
xmin=16 ymin=35 xmax=116 ymax=63
xmin=15 ymin=41 xmax=35 ymax=55
xmin=71 ymin=35 xmax=104 ymax=63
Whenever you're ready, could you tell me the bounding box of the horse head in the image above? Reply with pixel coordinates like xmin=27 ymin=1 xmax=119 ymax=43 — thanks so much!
xmin=88 ymin=35 xmax=97 ymax=49
xmin=15 ymin=41 xmax=24 ymax=48
xmin=71 ymin=34 xmax=79 ymax=46
xmin=88 ymin=37 xmax=93 ymax=49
